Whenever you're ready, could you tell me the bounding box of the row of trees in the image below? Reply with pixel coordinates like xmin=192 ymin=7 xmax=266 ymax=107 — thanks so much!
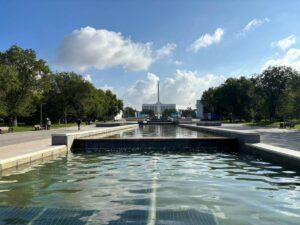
xmin=201 ymin=66 xmax=300 ymax=122
xmin=0 ymin=45 xmax=123 ymax=126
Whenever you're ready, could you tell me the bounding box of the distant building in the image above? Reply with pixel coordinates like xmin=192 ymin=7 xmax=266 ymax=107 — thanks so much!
xmin=142 ymin=82 xmax=176 ymax=117
xmin=196 ymin=100 xmax=204 ymax=119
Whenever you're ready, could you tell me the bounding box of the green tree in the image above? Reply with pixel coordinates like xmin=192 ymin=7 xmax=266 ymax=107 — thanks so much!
xmin=44 ymin=72 xmax=95 ymax=121
xmin=0 ymin=65 xmax=20 ymax=117
xmin=254 ymin=66 xmax=295 ymax=121
xmin=0 ymin=45 xmax=50 ymax=126
xmin=140 ymin=109 xmax=155 ymax=118
xmin=181 ymin=107 xmax=196 ymax=118
xmin=218 ymin=77 xmax=254 ymax=121
xmin=162 ymin=108 xmax=177 ymax=117
xmin=103 ymin=90 xmax=123 ymax=120
xmin=123 ymin=107 xmax=136 ymax=118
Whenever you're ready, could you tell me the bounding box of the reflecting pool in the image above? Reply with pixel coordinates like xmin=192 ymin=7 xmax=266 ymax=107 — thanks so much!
xmin=0 ymin=152 xmax=299 ymax=224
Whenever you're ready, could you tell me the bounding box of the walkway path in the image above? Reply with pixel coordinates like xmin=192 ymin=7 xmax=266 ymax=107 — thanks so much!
xmin=0 ymin=125 xmax=95 ymax=148
xmin=221 ymin=124 xmax=300 ymax=151
xmin=0 ymin=125 xmax=98 ymax=163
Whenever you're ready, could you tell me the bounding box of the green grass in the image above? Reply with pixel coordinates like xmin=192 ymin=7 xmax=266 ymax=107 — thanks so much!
xmin=3 ymin=122 xmax=77 ymax=133
xmin=241 ymin=120 xmax=300 ymax=130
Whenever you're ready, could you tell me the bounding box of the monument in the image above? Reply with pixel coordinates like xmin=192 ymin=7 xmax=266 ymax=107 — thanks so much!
xmin=142 ymin=81 xmax=176 ymax=117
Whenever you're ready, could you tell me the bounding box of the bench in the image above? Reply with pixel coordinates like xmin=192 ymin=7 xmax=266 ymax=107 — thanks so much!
xmin=0 ymin=127 xmax=13 ymax=134
xmin=280 ymin=122 xmax=295 ymax=129
xmin=0 ymin=127 xmax=9 ymax=134
xmin=34 ymin=125 xmax=44 ymax=130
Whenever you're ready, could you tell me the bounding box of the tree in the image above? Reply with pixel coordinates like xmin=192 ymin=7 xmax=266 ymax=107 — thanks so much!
xmin=162 ymin=108 xmax=177 ymax=117
xmin=140 ymin=109 xmax=155 ymax=118
xmin=201 ymin=87 xmax=217 ymax=115
xmin=254 ymin=66 xmax=295 ymax=121
xmin=0 ymin=45 xmax=50 ymax=126
xmin=0 ymin=65 xmax=20 ymax=117
xmin=103 ymin=90 xmax=123 ymax=120
xmin=181 ymin=107 xmax=196 ymax=118
xmin=123 ymin=107 xmax=136 ymax=118
xmin=44 ymin=72 xmax=95 ymax=121
xmin=218 ymin=77 xmax=254 ymax=121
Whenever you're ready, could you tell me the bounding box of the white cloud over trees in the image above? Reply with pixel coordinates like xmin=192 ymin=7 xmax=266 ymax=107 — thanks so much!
xmin=123 ymin=70 xmax=225 ymax=109
xmin=262 ymin=48 xmax=300 ymax=71
xmin=57 ymin=27 xmax=176 ymax=72
xmin=271 ymin=35 xmax=296 ymax=51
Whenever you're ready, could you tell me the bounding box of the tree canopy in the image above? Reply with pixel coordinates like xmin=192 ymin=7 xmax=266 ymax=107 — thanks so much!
xmin=201 ymin=66 xmax=300 ymax=122
xmin=0 ymin=45 xmax=123 ymax=126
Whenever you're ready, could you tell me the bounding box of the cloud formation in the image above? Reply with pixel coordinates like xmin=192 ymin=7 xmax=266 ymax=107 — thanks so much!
xmin=84 ymin=74 xmax=92 ymax=82
xmin=271 ymin=35 xmax=296 ymax=51
xmin=123 ymin=70 xmax=225 ymax=109
xmin=188 ymin=28 xmax=224 ymax=52
xmin=262 ymin=48 xmax=300 ymax=70
xmin=237 ymin=18 xmax=270 ymax=37
xmin=155 ymin=43 xmax=177 ymax=59
xmin=57 ymin=26 xmax=153 ymax=72
xmin=243 ymin=18 xmax=270 ymax=32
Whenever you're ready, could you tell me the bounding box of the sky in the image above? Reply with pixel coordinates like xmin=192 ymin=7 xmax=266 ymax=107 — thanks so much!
xmin=1 ymin=0 xmax=300 ymax=109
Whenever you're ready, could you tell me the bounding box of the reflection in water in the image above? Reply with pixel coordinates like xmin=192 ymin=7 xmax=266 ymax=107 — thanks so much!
xmin=0 ymin=153 xmax=299 ymax=224
xmin=105 ymin=125 xmax=211 ymax=138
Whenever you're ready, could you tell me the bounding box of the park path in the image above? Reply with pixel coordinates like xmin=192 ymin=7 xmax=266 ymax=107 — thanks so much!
xmin=221 ymin=124 xmax=300 ymax=151
xmin=0 ymin=125 xmax=96 ymax=147
xmin=0 ymin=125 xmax=97 ymax=160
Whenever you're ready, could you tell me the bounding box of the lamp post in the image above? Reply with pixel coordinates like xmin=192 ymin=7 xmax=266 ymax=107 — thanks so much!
xmin=40 ymin=103 xmax=45 ymax=127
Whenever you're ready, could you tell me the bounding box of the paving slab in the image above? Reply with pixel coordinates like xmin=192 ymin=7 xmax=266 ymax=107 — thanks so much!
xmin=221 ymin=124 xmax=300 ymax=151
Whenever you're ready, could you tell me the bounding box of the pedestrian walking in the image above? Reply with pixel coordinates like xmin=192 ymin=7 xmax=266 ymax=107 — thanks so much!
xmin=76 ymin=118 xmax=81 ymax=131
xmin=47 ymin=118 xmax=52 ymax=130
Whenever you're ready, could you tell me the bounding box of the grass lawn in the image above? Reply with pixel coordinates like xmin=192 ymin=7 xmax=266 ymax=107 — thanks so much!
xmin=5 ymin=122 xmax=77 ymax=133
xmin=242 ymin=120 xmax=300 ymax=131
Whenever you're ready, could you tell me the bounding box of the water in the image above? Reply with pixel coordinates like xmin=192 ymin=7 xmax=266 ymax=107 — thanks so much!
xmin=0 ymin=126 xmax=300 ymax=224
xmin=98 ymin=125 xmax=212 ymax=138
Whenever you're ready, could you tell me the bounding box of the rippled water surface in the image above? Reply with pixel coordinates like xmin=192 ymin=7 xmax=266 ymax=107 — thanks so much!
xmin=98 ymin=125 xmax=212 ymax=138
xmin=0 ymin=152 xmax=300 ymax=224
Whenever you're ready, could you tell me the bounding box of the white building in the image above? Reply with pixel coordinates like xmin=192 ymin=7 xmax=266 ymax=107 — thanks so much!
xmin=196 ymin=100 xmax=204 ymax=119
xmin=142 ymin=82 xmax=176 ymax=117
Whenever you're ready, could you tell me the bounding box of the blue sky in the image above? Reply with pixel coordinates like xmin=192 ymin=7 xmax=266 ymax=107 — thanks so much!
xmin=1 ymin=0 xmax=300 ymax=109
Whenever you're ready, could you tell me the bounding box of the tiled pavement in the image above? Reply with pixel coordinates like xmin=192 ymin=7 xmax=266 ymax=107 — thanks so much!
xmin=221 ymin=124 xmax=300 ymax=151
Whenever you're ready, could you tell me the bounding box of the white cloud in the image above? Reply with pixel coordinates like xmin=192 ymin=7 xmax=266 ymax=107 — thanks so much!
xmin=243 ymin=18 xmax=270 ymax=32
xmin=271 ymin=35 xmax=296 ymax=51
xmin=156 ymin=43 xmax=177 ymax=59
xmin=123 ymin=73 xmax=159 ymax=108
xmin=57 ymin=26 xmax=153 ymax=72
xmin=238 ymin=18 xmax=270 ymax=36
xmin=188 ymin=28 xmax=224 ymax=52
xmin=99 ymin=84 xmax=114 ymax=92
xmin=174 ymin=60 xmax=183 ymax=65
xmin=262 ymin=48 xmax=300 ymax=70
xmin=123 ymin=70 xmax=225 ymax=109
xmin=84 ymin=74 xmax=92 ymax=82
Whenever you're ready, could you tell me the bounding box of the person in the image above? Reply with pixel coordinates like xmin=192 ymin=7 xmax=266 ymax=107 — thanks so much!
xmin=45 ymin=118 xmax=49 ymax=130
xmin=47 ymin=118 xmax=52 ymax=130
xmin=76 ymin=118 xmax=81 ymax=131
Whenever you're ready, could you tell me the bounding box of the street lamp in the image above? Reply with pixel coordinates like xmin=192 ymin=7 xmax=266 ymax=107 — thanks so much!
xmin=40 ymin=103 xmax=45 ymax=127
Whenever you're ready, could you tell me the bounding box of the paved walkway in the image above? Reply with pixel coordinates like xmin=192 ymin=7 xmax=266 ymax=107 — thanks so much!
xmin=0 ymin=125 xmax=97 ymax=160
xmin=221 ymin=124 xmax=300 ymax=151
xmin=0 ymin=125 xmax=95 ymax=147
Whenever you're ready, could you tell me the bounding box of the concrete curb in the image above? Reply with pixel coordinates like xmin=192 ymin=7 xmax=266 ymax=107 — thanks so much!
xmin=0 ymin=145 xmax=67 ymax=171
xmin=246 ymin=143 xmax=300 ymax=166
xmin=179 ymin=124 xmax=260 ymax=144
xmin=52 ymin=124 xmax=138 ymax=150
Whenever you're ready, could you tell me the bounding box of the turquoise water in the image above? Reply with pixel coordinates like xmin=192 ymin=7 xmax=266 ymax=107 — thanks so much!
xmin=0 ymin=153 xmax=299 ymax=224
xmin=0 ymin=126 xmax=299 ymax=224
xmin=101 ymin=125 xmax=212 ymax=138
